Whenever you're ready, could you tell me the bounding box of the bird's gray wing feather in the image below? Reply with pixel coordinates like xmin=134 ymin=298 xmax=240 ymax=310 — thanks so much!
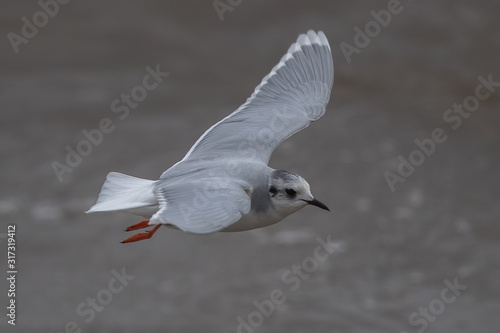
xmin=167 ymin=30 xmax=333 ymax=170
xmin=150 ymin=177 xmax=251 ymax=234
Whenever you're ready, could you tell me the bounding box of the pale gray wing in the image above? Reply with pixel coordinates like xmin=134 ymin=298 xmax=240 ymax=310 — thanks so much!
xmin=150 ymin=177 xmax=251 ymax=234
xmin=175 ymin=30 xmax=333 ymax=166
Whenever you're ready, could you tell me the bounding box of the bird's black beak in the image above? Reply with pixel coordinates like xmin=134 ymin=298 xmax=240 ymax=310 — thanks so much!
xmin=305 ymin=198 xmax=330 ymax=211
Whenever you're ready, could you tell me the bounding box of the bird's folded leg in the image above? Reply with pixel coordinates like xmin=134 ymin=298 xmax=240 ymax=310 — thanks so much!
xmin=121 ymin=224 xmax=161 ymax=243
xmin=124 ymin=220 xmax=151 ymax=232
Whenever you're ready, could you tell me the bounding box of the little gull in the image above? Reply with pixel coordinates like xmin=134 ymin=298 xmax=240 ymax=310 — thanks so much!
xmin=86 ymin=30 xmax=334 ymax=243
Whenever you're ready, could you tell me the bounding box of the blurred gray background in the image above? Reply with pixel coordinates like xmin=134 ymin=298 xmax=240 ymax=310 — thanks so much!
xmin=1 ymin=0 xmax=499 ymax=332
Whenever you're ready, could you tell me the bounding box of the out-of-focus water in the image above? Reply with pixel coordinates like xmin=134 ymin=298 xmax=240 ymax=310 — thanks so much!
xmin=1 ymin=1 xmax=499 ymax=332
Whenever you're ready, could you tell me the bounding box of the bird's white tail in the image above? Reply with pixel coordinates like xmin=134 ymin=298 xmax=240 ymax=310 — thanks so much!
xmin=85 ymin=172 xmax=157 ymax=214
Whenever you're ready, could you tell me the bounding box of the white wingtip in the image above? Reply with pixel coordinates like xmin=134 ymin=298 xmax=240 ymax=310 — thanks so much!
xmin=317 ymin=31 xmax=330 ymax=49
xmin=307 ymin=30 xmax=318 ymax=44
xmin=286 ymin=30 xmax=331 ymax=56
xmin=297 ymin=34 xmax=311 ymax=46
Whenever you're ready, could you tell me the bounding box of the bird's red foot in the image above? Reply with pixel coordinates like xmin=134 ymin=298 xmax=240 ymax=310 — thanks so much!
xmin=121 ymin=225 xmax=161 ymax=243
xmin=125 ymin=220 xmax=151 ymax=232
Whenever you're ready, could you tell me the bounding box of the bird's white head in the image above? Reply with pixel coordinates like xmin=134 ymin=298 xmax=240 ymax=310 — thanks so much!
xmin=268 ymin=170 xmax=329 ymax=216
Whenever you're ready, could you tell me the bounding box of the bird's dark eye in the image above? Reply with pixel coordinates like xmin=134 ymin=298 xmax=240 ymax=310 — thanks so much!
xmin=269 ymin=186 xmax=278 ymax=195
xmin=285 ymin=188 xmax=297 ymax=197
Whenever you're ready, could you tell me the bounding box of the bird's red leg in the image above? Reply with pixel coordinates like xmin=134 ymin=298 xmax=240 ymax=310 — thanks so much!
xmin=121 ymin=224 xmax=161 ymax=243
xmin=124 ymin=220 xmax=151 ymax=232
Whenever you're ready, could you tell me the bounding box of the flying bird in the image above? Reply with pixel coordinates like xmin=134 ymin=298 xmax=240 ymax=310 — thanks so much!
xmin=86 ymin=30 xmax=334 ymax=243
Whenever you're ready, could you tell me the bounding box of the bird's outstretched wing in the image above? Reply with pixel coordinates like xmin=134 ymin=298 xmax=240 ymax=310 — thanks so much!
xmin=150 ymin=177 xmax=251 ymax=234
xmin=174 ymin=30 xmax=333 ymax=167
